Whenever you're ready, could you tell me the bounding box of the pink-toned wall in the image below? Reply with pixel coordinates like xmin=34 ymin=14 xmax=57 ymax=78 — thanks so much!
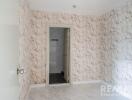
xmin=19 ymin=0 xmax=33 ymax=100
xmin=30 ymin=11 xmax=102 ymax=84
xmin=29 ymin=3 xmax=132 ymax=98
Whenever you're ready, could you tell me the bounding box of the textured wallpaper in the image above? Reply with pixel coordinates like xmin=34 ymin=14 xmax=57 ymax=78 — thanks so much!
xmin=19 ymin=0 xmax=132 ymax=100
xmin=29 ymin=3 xmax=132 ymax=99
xmin=100 ymin=2 xmax=132 ymax=99
xmin=30 ymin=11 xmax=102 ymax=84
xmin=19 ymin=0 xmax=32 ymax=100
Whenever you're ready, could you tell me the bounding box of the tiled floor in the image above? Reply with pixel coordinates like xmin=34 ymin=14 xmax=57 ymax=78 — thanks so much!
xmin=27 ymin=83 xmax=130 ymax=100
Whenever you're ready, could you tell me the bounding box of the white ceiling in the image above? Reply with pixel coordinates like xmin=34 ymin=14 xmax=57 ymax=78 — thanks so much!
xmin=28 ymin=0 xmax=130 ymax=15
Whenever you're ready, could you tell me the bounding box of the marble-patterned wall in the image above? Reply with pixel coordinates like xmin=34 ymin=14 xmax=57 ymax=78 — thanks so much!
xmin=100 ymin=2 xmax=132 ymax=99
xmin=30 ymin=11 xmax=102 ymax=84
xmin=19 ymin=0 xmax=32 ymax=100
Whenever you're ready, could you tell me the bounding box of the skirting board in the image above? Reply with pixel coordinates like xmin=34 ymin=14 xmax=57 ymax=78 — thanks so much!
xmin=30 ymin=80 xmax=103 ymax=88
xmin=30 ymin=84 xmax=46 ymax=88
xmin=30 ymin=83 xmax=70 ymax=88
xmin=49 ymin=83 xmax=70 ymax=87
xmin=72 ymin=80 xmax=102 ymax=85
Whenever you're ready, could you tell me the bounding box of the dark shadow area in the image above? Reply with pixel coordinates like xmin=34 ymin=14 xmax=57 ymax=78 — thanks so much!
xmin=49 ymin=72 xmax=67 ymax=84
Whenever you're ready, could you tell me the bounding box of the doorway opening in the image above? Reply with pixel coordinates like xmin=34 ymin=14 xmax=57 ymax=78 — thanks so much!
xmin=48 ymin=27 xmax=70 ymax=85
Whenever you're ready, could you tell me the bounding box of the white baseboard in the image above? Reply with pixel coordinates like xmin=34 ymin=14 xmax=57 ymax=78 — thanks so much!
xmin=30 ymin=84 xmax=46 ymax=88
xmin=29 ymin=80 xmax=103 ymax=89
xmin=72 ymin=80 xmax=102 ymax=85
xmin=49 ymin=83 xmax=70 ymax=87
xmin=29 ymin=80 xmax=107 ymax=89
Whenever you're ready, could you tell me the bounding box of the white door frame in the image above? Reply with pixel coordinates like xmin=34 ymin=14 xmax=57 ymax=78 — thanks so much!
xmin=46 ymin=24 xmax=72 ymax=86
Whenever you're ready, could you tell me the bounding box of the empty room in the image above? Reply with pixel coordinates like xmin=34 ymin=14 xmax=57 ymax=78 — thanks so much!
xmin=0 ymin=0 xmax=132 ymax=100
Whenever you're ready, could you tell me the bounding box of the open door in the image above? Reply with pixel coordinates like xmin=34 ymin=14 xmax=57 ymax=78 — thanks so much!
xmin=64 ymin=29 xmax=70 ymax=83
